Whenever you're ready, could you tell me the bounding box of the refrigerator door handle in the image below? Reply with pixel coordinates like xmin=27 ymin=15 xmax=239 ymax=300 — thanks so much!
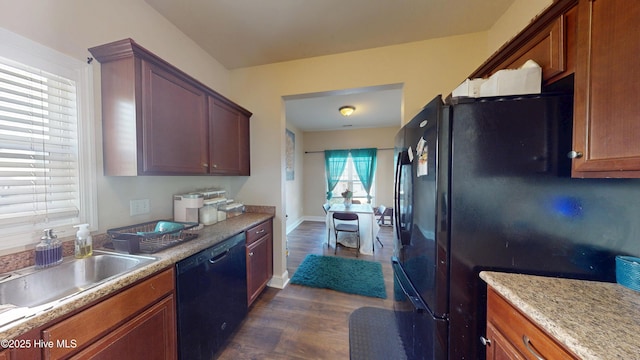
xmin=393 ymin=151 xmax=404 ymax=240
xmin=392 ymin=259 xmax=428 ymax=313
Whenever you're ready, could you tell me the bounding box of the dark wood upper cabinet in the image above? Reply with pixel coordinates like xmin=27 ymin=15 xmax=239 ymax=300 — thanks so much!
xmin=571 ymin=0 xmax=640 ymax=177
xmin=245 ymin=219 xmax=273 ymax=306
xmin=209 ymin=98 xmax=251 ymax=175
xmin=89 ymin=39 xmax=251 ymax=176
xmin=469 ymin=0 xmax=640 ymax=178
xmin=141 ymin=60 xmax=209 ymax=175
xmin=469 ymin=0 xmax=578 ymax=85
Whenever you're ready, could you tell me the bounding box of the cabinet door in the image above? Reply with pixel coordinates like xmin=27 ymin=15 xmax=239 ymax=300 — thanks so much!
xmin=246 ymin=233 xmax=272 ymax=306
xmin=43 ymin=269 xmax=174 ymax=359
xmin=468 ymin=1 xmax=578 ymax=85
xmin=572 ymin=0 xmax=640 ymax=177
xmin=486 ymin=288 xmax=578 ymax=360
xmin=209 ymin=98 xmax=251 ymax=175
xmin=485 ymin=322 xmax=525 ymax=360
xmin=493 ymin=14 xmax=568 ymax=83
xmin=70 ymin=295 xmax=176 ymax=360
xmin=141 ymin=60 xmax=209 ymax=175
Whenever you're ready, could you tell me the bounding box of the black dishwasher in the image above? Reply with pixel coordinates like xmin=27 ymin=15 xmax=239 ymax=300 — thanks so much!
xmin=176 ymin=232 xmax=247 ymax=359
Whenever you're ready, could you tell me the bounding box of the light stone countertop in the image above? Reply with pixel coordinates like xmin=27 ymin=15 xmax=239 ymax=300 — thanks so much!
xmin=0 ymin=212 xmax=273 ymax=341
xmin=480 ymin=271 xmax=640 ymax=359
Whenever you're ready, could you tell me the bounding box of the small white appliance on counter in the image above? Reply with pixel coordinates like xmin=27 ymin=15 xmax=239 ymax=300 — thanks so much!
xmin=174 ymin=193 xmax=204 ymax=223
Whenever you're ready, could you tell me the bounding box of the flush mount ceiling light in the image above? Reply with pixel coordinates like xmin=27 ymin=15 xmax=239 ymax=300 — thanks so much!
xmin=339 ymin=105 xmax=356 ymax=117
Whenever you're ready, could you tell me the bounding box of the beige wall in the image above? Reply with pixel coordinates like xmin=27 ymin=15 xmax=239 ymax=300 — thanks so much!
xmin=1 ymin=0 xmax=552 ymax=286
xmin=284 ymin=124 xmax=305 ymax=232
xmin=487 ymin=0 xmax=554 ymax=57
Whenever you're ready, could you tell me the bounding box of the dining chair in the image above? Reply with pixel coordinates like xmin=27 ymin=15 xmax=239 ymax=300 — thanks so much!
xmin=323 ymin=203 xmax=331 ymax=247
xmin=374 ymin=205 xmax=387 ymax=249
xmin=332 ymin=212 xmax=360 ymax=257
xmin=376 ymin=205 xmax=387 ymax=225
xmin=322 ymin=203 xmax=330 ymax=214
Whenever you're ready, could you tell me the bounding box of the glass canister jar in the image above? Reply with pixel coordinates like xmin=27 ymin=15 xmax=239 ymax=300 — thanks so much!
xmin=220 ymin=203 xmax=245 ymax=219
xmin=199 ymin=198 xmax=226 ymax=225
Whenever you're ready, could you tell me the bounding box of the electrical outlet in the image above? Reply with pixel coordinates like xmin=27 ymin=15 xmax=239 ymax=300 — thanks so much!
xmin=130 ymin=199 xmax=150 ymax=216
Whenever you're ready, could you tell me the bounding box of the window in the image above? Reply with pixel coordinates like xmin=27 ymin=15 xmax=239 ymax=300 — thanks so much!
xmin=0 ymin=28 xmax=96 ymax=252
xmin=330 ymin=157 xmax=375 ymax=204
xmin=324 ymin=148 xmax=377 ymax=205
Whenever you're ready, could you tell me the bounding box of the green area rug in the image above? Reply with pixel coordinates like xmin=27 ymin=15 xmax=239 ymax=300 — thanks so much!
xmin=291 ymin=254 xmax=387 ymax=299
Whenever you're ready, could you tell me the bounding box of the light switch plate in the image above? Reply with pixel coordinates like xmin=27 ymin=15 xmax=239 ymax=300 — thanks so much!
xmin=130 ymin=199 xmax=150 ymax=216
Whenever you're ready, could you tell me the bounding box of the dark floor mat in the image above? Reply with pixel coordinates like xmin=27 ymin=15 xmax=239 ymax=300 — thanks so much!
xmin=349 ymin=307 xmax=408 ymax=360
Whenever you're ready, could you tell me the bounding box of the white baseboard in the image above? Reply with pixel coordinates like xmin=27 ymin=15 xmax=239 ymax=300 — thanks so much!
xmin=286 ymin=216 xmax=325 ymax=234
xmin=286 ymin=217 xmax=304 ymax=234
xmin=267 ymin=270 xmax=290 ymax=289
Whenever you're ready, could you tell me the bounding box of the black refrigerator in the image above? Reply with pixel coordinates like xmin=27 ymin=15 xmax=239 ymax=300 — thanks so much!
xmin=392 ymin=93 xmax=635 ymax=359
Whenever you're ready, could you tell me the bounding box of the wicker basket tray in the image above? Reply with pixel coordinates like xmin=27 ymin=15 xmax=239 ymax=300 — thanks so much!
xmin=106 ymin=220 xmax=199 ymax=254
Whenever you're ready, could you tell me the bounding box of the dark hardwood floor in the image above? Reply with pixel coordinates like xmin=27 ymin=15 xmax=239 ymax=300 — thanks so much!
xmin=218 ymin=221 xmax=396 ymax=359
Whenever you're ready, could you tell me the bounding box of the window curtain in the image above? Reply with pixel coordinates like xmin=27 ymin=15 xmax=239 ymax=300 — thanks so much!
xmin=350 ymin=148 xmax=377 ymax=203
xmin=324 ymin=150 xmax=349 ymax=200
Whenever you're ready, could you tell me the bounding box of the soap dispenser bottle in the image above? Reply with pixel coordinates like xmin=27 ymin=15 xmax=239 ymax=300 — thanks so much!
xmin=73 ymin=224 xmax=93 ymax=258
xmin=35 ymin=229 xmax=63 ymax=269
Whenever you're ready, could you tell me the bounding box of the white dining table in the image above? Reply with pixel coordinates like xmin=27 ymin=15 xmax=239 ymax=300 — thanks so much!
xmin=326 ymin=203 xmax=380 ymax=255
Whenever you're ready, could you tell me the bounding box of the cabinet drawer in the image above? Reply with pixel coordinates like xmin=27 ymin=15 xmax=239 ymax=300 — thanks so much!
xmin=487 ymin=288 xmax=578 ymax=360
xmin=43 ymin=268 xmax=174 ymax=359
xmin=246 ymin=220 xmax=272 ymax=245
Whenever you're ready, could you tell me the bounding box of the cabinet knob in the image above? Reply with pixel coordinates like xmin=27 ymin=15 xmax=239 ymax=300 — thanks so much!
xmin=567 ymin=150 xmax=583 ymax=159
xmin=480 ymin=336 xmax=491 ymax=346
xmin=249 ymin=251 xmax=254 ymax=257
xmin=202 ymin=163 xmax=209 ymax=168
xmin=213 ymin=164 xmax=218 ymax=168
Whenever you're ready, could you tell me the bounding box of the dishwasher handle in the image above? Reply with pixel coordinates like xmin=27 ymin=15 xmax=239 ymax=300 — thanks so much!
xmin=208 ymin=249 xmax=230 ymax=264
xmin=176 ymin=233 xmax=246 ymax=275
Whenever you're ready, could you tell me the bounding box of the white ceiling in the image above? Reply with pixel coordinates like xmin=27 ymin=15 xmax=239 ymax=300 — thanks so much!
xmin=145 ymin=0 xmax=516 ymax=131
xmin=284 ymin=84 xmax=403 ymax=132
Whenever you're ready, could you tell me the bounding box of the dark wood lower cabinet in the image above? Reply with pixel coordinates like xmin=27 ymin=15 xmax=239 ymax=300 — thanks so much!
xmin=42 ymin=268 xmax=176 ymax=359
xmin=485 ymin=287 xmax=577 ymax=360
xmin=485 ymin=322 xmax=525 ymax=360
xmin=246 ymin=219 xmax=273 ymax=306
xmin=70 ymin=295 xmax=176 ymax=359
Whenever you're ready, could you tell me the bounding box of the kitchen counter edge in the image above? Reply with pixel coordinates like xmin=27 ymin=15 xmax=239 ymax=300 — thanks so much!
xmin=0 ymin=212 xmax=274 ymax=340
xmin=480 ymin=271 xmax=640 ymax=360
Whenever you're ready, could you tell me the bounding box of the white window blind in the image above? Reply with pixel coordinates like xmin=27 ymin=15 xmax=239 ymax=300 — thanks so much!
xmin=0 ymin=28 xmax=96 ymax=253
xmin=0 ymin=58 xmax=80 ymax=230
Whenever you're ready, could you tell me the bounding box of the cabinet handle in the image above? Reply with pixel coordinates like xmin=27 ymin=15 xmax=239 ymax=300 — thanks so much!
xmin=212 ymin=164 xmax=218 ymax=168
xmin=249 ymin=251 xmax=254 ymax=256
xmin=523 ymin=335 xmax=546 ymax=360
xmin=480 ymin=336 xmax=491 ymax=346
xmin=255 ymin=229 xmax=266 ymax=235
xmin=202 ymin=163 xmax=209 ymax=168
xmin=567 ymin=150 xmax=583 ymax=159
